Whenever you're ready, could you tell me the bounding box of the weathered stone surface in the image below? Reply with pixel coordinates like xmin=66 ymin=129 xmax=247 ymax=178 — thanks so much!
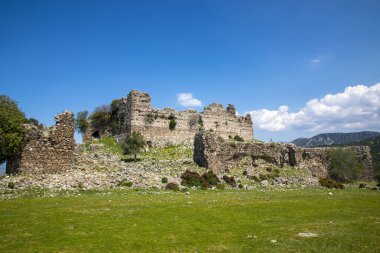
xmin=6 ymin=111 xmax=75 ymax=174
xmin=193 ymin=130 xmax=374 ymax=181
xmin=260 ymin=180 xmax=269 ymax=187
xmin=84 ymin=90 xmax=253 ymax=146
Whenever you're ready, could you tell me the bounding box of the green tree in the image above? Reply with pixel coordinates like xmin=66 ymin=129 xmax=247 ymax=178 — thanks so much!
xmin=0 ymin=95 xmax=27 ymax=163
xmin=89 ymin=105 xmax=111 ymax=133
xmin=327 ymin=148 xmax=362 ymax=182
xmin=169 ymin=119 xmax=176 ymax=130
xmin=122 ymin=132 xmax=145 ymax=161
xmin=75 ymin=111 xmax=89 ymax=134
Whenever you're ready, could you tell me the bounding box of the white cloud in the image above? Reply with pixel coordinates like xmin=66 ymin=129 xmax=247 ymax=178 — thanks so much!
xmin=248 ymin=83 xmax=380 ymax=132
xmin=310 ymin=58 xmax=320 ymax=65
xmin=177 ymin=93 xmax=203 ymax=107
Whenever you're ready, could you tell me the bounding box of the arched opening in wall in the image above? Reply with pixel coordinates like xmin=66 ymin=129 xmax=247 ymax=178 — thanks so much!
xmin=92 ymin=131 xmax=101 ymax=139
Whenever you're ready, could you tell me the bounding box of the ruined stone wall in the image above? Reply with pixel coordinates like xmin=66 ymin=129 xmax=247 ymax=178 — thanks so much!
xmin=112 ymin=90 xmax=253 ymax=146
xmin=6 ymin=111 xmax=76 ymax=174
xmin=194 ymin=130 xmax=374 ymax=181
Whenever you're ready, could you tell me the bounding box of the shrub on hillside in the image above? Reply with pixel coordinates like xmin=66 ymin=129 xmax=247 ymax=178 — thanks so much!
xmin=216 ymin=184 xmax=225 ymax=190
xmin=223 ymin=175 xmax=237 ymax=187
xmin=250 ymin=175 xmax=260 ymax=181
xmin=319 ymin=178 xmax=344 ymax=189
xmin=180 ymin=170 xmax=220 ymax=188
xmin=7 ymin=182 xmax=15 ymax=189
xmin=202 ymin=170 xmax=220 ymax=187
xmin=122 ymin=132 xmax=145 ymax=161
xmin=117 ymin=180 xmax=133 ymax=187
xmin=165 ymin=182 xmax=180 ymax=191
xmin=161 ymin=177 xmax=168 ymax=184
xmin=181 ymin=170 xmax=203 ymax=187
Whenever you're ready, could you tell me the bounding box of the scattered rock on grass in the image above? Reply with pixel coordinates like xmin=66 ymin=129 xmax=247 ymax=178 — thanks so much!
xmin=298 ymin=232 xmax=318 ymax=238
xmin=260 ymin=180 xmax=269 ymax=187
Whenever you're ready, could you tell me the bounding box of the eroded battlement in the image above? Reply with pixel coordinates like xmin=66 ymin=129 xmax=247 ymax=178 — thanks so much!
xmin=6 ymin=111 xmax=75 ymax=174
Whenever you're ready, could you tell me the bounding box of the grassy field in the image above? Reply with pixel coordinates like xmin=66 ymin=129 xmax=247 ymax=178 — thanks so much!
xmin=0 ymin=189 xmax=379 ymax=252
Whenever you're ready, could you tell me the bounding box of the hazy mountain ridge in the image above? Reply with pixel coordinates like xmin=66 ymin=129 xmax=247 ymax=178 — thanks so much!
xmin=291 ymin=131 xmax=380 ymax=148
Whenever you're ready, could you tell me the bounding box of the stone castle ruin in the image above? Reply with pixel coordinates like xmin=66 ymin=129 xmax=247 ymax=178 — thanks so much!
xmin=4 ymin=90 xmax=375 ymax=183
xmin=6 ymin=111 xmax=75 ymax=174
xmin=84 ymin=90 xmax=253 ymax=146
xmin=193 ymin=131 xmax=374 ymax=181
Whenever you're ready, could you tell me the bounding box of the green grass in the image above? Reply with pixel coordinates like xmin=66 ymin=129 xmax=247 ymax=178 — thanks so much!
xmin=0 ymin=189 xmax=379 ymax=252
xmin=84 ymin=137 xmax=124 ymax=156
xmin=141 ymin=145 xmax=193 ymax=161
xmin=84 ymin=139 xmax=194 ymax=163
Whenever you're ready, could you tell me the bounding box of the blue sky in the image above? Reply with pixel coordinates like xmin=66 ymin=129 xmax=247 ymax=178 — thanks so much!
xmin=1 ymin=0 xmax=380 ymax=143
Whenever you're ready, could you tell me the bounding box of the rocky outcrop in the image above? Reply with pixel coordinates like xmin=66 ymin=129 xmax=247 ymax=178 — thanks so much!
xmin=6 ymin=111 xmax=76 ymax=174
xmin=194 ymin=130 xmax=374 ymax=181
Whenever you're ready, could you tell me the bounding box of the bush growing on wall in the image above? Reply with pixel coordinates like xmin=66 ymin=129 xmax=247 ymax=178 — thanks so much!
xmin=327 ymin=148 xmax=362 ymax=182
xmin=234 ymin=135 xmax=244 ymax=142
xmin=169 ymin=119 xmax=176 ymax=131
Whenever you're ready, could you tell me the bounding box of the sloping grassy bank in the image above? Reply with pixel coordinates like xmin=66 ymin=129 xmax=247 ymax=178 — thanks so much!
xmin=0 ymin=189 xmax=379 ymax=252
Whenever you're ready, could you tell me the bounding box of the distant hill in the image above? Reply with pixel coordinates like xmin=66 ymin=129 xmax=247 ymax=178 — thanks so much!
xmin=291 ymin=131 xmax=380 ymax=148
